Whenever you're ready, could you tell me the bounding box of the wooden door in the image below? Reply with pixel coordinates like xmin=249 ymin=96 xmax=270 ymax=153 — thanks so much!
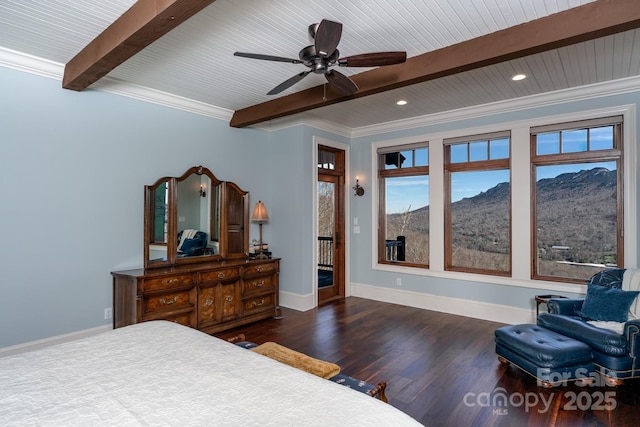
xmin=317 ymin=146 xmax=345 ymax=304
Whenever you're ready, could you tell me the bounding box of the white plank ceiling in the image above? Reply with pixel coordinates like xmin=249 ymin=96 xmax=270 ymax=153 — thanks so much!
xmin=1 ymin=0 xmax=639 ymax=129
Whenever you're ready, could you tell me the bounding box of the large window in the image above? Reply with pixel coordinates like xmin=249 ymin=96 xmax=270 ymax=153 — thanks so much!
xmin=444 ymin=132 xmax=511 ymax=275
xmin=378 ymin=143 xmax=429 ymax=266
xmin=531 ymin=116 xmax=623 ymax=283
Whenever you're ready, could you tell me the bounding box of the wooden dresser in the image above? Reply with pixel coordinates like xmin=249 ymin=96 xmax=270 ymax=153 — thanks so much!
xmin=112 ymin=258 xmax=280 ymax=335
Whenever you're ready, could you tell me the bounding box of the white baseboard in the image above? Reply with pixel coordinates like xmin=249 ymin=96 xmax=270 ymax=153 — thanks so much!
xmin=279 ymin=290 xmax=315 ymax=312
xmin=0 ymin=324 xmax=112 ymax=357
xmin=351 ymin=282 xmax=535 ymax=325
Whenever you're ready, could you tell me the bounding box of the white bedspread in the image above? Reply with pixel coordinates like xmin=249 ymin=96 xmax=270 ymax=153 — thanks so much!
xmin=0 ymin=321 xmax=421 ymax=426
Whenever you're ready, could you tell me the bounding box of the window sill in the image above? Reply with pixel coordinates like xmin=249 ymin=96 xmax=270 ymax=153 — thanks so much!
xmin=373 ymin=262 xmax=586 ymax=295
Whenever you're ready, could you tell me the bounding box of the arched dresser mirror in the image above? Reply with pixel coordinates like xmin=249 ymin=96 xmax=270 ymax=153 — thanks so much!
xmin=113 ymin=165 xmax=279 ymax=334
xmin=143 ymin=166 xmax=250 ymax=268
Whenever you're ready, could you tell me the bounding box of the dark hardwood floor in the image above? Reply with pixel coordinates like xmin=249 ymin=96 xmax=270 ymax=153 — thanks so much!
xmin=216 ymin=297 xmax=639 ymax=426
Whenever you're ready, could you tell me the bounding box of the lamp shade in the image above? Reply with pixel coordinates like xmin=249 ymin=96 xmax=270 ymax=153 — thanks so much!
xmin=251 ymin=201 xmax=269 ymax=222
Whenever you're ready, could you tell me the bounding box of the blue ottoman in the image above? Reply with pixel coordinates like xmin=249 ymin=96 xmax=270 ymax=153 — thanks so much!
xmin=495 ymin=324 xmax=594 ymax=387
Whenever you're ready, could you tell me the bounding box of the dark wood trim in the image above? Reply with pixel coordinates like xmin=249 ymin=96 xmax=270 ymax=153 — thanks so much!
xmin=530 ymin=133 xmax=539 ymax=281
xmin=378 ymin=165 xmax=429 ymax=178
xmin=616 ymin=123 xmax=625 ymax=268
xmin=63 ymin=0 xmax=217 ymax=91
xmin=443 ymin=145 xmax=512 ymax=275
xmin=376 ymin=152 xmax=430 ymax=266
xmin=445 ymin=158 xmax=510 ymax=173
xmin=377 ymin=166 xmax=386 ymax=265
xmin=530 ymin=122 xmax=624 ymax=282
xmin=230 ymin=0 xmax=640 ymax=127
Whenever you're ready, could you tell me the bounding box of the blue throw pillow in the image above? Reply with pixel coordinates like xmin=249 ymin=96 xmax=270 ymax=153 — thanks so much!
xmin=578 ymin=284 xmax=639 ymax=323
xmin=587 ymin=268 xmax=625 ymax=288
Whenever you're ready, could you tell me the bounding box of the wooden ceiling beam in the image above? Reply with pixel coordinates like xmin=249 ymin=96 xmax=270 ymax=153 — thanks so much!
xmin=63 ymin=0 xmax=217 ymax=91
xmin=230 ymin=0 xmax=640 ymax=128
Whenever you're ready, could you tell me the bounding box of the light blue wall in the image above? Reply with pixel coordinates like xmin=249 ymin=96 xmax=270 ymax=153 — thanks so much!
xmin=266 ymin=126 xmax=308 ymax=295
xmin=267 ymin=125 xmax=350 ymax=297
xmin=350 ymin=91 xmax=640 ymax=311
xmin=0 ymin=67 xmax=274 ymax=347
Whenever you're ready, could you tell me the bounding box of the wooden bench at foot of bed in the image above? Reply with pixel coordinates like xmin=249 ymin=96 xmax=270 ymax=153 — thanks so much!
xmin=226 ymin=334 xmax=388 ymax=402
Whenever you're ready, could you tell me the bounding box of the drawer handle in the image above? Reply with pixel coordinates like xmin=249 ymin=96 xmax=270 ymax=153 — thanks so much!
xmin=218 ymin=272 xmax=225 ymax=279
xmin=255 ymin=280 xmax=265 ymax=287
xmin=256 ymin=266 xmax=264 ymax=272
xmin=252 ymin=299 xmax=265 ymax=307
xmin=204 ymin=299 xmax=214 ymax=307
xmin=159 ymin=296 xmax=179 ymax=305
xmin=225 ymin=295 xmax=233 ymax=302
xmin=165 ymin=278 xmax=179 ymax=284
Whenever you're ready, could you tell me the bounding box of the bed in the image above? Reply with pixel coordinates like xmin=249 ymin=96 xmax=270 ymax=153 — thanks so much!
xmin=0 ymin=321 xmax=421 ymax=426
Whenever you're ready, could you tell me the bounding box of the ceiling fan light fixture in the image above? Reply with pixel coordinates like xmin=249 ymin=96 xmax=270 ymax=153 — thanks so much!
xmin=512 ymin=73 xmax=527 ymax=81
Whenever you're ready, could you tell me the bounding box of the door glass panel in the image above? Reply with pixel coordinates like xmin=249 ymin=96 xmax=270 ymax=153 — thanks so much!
xmin=317 ymin=181 xmax=334 ymax=288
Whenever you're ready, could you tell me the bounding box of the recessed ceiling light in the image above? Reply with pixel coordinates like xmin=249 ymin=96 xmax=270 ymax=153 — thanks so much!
xmin=396 ymin=100 xmax=408 ymax=106
xmin=512 ymin=73 xmax=527 ymax=81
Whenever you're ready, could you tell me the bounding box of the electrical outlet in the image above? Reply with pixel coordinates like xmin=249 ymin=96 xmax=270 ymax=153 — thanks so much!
xmin=396 ymin=277 xmax=402 ymax=286
xmin=104 ymin=307 xmax=112 ymax=320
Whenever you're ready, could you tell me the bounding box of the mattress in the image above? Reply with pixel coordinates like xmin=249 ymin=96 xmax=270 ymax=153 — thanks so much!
xmin=0 ymin=321 xmax=421 ymax=426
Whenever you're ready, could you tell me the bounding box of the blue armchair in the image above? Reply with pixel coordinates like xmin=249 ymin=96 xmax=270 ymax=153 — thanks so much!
xmin=537 ymin=268 xmax=640 ymax=385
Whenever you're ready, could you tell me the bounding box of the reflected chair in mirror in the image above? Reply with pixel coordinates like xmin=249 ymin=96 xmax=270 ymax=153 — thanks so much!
xmin=177 ymin=229 xmax=208 ymax=257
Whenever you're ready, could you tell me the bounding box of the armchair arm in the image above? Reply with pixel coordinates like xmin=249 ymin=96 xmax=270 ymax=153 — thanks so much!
xmin=547 ymin=298 xmax=584 ymax=316
xmin=624 ymin=319 xmax=640 ymax=358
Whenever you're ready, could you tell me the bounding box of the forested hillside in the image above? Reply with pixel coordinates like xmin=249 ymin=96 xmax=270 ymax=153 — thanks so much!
xmin=386 ymin=168 xmax=617 ymax=272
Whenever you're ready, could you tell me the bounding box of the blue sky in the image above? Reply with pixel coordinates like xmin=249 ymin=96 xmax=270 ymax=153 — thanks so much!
xmin=385 ymin=125 xmax=616 ymax=214
xmin=385 ymin=162 xmax=616 ymax=214
xmin=386 ymin=176 xmax=429 ymax=214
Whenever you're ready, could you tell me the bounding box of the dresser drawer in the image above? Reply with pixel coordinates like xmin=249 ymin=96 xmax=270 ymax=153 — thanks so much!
xmin=142 ymin=274 xmax=194 ymax=292
xmin=244 ymin=262 xmax=277 ymax=277
xmin=143 ymin=290 xmax=193 ymax=313
xmin=200 ymin=268 xmax=240 ymax=282
xmin=242 ymin=293 xmax=275 ymax=315
xmin=243 ymin=276 xmax=274 ymax=293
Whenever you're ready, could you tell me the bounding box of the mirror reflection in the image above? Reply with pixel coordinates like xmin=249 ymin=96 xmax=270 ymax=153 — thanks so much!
xmin=176 ymin=173 xmax=219 ymax=258
xmin=148 ymin=179 xmax=169 ymax=263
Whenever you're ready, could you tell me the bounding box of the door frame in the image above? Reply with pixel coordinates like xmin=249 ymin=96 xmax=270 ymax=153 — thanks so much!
xmin=312 ymin=136 xmax=350 ymax=306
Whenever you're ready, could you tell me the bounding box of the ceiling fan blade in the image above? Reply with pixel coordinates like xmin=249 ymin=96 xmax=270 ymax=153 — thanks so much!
xmin=234 ymin=52 xmax=302 ymax=64
xmin=314 ymin=19 xmax=342 ymax=57
xmin=338 ymin=52 xmax=407 ymax=67
xmin=325 ymin=69 xmax=358 ymax=95
xmin=267 ymin=71 xmax=311 ymax=95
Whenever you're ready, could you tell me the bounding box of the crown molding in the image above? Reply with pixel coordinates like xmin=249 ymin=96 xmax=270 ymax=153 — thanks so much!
xmin=253 ymin=113 xmax=352 ymax=138
xmin=92 ymin=78 xmax=234 ymax=121
xmin=0 ymin=47 xmax=233 ymax=122
xmin=0 ymin=47 xmax=62 ymax=80
xmin=350 ymin=76 xmax=640 ymax=139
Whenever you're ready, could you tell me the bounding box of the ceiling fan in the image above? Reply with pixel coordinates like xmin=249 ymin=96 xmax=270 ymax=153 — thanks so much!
xmin=234 ymin=19 xmax=406 ymax=96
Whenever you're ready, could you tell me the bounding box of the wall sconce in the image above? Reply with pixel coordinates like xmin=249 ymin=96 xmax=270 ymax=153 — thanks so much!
xmin=353 ymin=177 xmax=364 ymax=196
xmin=251 ymin=200 xmax=270 ymax=259
xmin=199 ymin=184 xmax=206 ymax=198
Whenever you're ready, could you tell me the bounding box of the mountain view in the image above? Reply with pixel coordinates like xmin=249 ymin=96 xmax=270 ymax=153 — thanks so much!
xmin=386 ymin=167 xmax=617 ymax=277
